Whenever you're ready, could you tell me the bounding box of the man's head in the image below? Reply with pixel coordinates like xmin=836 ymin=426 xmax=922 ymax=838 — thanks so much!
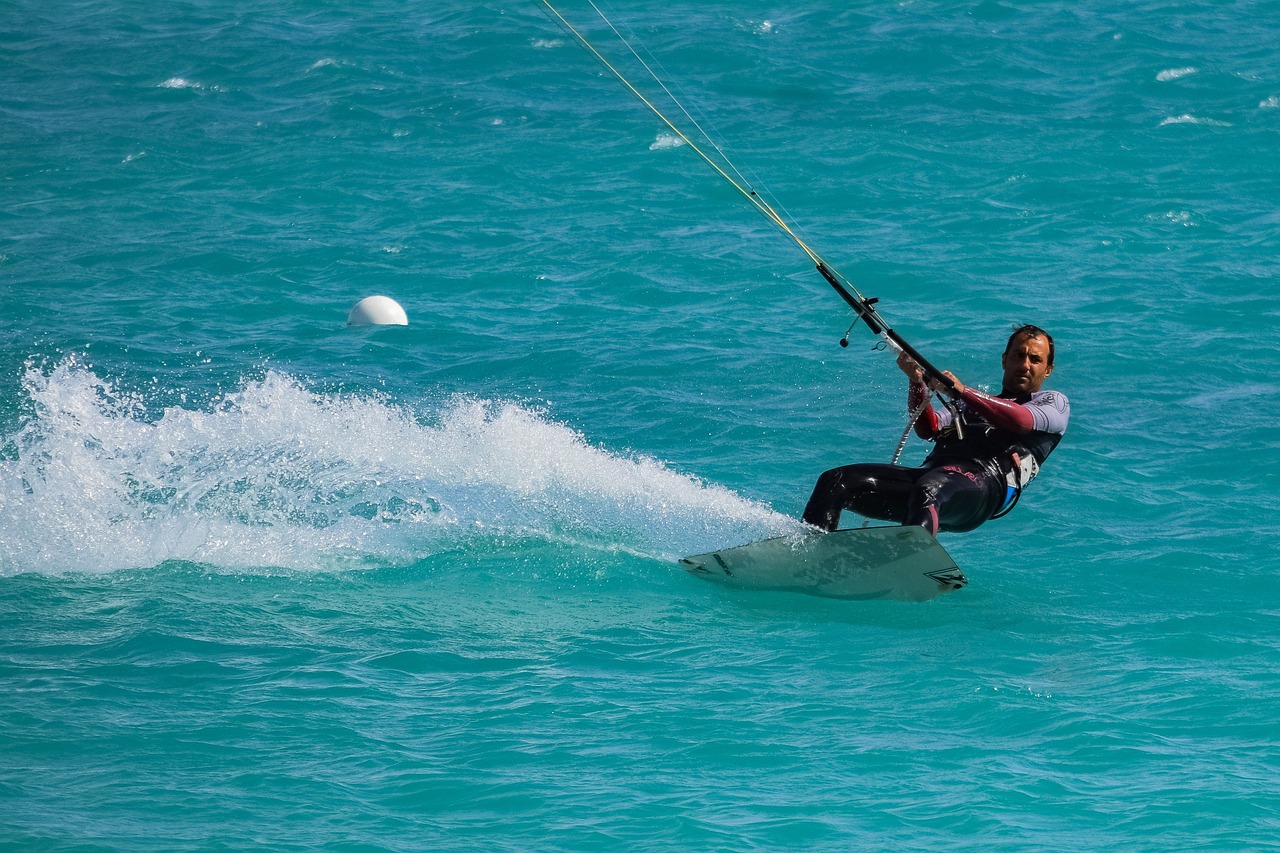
xmin=1001 ymin=324 xmax=1054 ymax=395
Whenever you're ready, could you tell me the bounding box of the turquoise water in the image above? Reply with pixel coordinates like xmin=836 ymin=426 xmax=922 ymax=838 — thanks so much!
xmin=3 ymin=0 xmax=1279 ymax=849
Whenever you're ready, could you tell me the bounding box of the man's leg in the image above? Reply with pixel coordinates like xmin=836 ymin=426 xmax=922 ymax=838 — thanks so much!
xmin=802 ymin=463 xmax=919 ymax=532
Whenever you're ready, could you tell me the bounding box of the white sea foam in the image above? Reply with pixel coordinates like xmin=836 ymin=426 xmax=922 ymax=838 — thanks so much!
xmin=1159 ymin=114 xmax=1231 ymax=127
xmin=0 ymin=362 xmax=798 ymax=575
xmin=1260 ymin=96 xmax=1279 ymax=109
xmin=157 ymin=77 xmax=225 ymax=92
xmin=1156 ymin=67 xmax=1198 ymax=82
xmin=1152 ymin=210 xmax=1199 ymax=227
xmin=649 ymin=133 xmax=686 ymax=151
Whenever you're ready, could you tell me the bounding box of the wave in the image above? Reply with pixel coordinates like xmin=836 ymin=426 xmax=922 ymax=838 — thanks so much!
xmin=0 ymin=361 xmax=800 ymax=575
xmin=1155 ymin=67 xmax=1198 ymax=82
xmin=156 ymin=77 xmax=226 ymax=92
xmin=1158 ymin=114 xmax=1231 ymax=127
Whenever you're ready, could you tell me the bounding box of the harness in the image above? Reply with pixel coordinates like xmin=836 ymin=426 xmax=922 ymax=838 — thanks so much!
xmin=921 ymin=400 xmax=1052 ymax=521
xmin=992 ymin=450 xmax=1039 ymax=519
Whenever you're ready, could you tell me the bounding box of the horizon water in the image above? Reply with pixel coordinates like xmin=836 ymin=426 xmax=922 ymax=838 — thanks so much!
xmin=3 ymin=1 xmax=1279 ymax=850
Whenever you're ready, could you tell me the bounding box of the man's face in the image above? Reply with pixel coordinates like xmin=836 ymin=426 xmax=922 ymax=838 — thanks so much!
xmin=1002 ymin=334 xmax=1054 ymax=395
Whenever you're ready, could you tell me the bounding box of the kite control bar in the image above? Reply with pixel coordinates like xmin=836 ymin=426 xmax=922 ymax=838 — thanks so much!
xmin=815 ymin=262 xmax=956 ymax=395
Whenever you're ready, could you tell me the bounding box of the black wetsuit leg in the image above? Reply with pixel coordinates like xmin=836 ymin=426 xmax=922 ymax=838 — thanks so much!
xmin=801 ymin=463 xmax=918 ymax=532
xmin=803 ymin=461 xmax=1002 ymax=533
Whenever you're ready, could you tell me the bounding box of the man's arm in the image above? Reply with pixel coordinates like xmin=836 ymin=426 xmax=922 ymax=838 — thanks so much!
xmin=921 ymin=367 xmax=1069 ymax=436
xmin=956 ymin=387 xmax=1035 ymax=432
xmin=941 ymin=378 xmax=1069 ymax=436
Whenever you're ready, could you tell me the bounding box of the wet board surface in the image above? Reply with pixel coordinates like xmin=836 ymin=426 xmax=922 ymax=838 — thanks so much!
xmin=681 ymin=525 xmax=967 ymax=602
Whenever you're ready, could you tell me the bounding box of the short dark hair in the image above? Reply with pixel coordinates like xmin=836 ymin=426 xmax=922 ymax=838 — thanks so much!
xmin=1006 ymin=324 xmax=1054 ymax=367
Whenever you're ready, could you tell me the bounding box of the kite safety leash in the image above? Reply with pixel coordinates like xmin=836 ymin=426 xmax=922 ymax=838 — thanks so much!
xmin=891 ymin=394 xmax=932 ymax=466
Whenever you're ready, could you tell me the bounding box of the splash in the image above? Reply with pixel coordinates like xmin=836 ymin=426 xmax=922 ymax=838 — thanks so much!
xmin=0 ymin=362 xmax=800 ymax=575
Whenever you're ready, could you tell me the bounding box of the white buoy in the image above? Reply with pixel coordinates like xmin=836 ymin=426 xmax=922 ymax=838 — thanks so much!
xmin=347 ymin=295 xmax=408 ymax=326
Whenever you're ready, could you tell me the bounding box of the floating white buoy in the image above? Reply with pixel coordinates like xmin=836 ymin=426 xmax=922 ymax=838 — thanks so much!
xmin=347 ymin=295 xmax=408 ymax=326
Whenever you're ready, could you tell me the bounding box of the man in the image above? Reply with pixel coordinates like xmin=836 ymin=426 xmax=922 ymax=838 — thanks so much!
xmin=801 ymin=324 xmax=1069 ymax=534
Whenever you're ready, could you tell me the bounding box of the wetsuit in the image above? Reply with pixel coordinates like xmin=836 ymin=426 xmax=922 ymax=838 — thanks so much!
xmin=801 ymin=381 xmax=1070 ymax=534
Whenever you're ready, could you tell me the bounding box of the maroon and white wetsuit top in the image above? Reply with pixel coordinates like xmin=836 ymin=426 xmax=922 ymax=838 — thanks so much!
xmin=909 ymin=382 xmax=1070 ymax=509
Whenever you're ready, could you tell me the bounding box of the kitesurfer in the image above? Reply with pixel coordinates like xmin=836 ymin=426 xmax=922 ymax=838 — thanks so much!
xmin=801 ymin=325 xmax=1069 ymax=534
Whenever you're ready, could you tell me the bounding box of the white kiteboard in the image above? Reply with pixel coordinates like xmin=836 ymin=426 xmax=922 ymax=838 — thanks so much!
xmin=680 ymin=525 xmax=966 ymax=602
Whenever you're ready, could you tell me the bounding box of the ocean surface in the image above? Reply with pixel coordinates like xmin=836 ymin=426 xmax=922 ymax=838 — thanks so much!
xmin=3 ymin=0 xmax=1279 ymax=849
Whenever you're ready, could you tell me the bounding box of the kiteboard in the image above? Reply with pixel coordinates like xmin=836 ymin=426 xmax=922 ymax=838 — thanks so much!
xmin=680 ymin=525 xmax=966 ymax=602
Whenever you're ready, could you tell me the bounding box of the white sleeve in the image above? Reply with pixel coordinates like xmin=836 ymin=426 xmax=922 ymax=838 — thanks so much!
xmin=1027 ymin=391 xmax=1070 ymax=434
